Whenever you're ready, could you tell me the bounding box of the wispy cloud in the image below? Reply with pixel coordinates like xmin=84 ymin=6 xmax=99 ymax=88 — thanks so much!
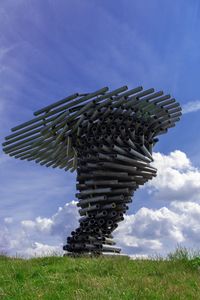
xmin=182 ymin=100 xmax=200 ymax=114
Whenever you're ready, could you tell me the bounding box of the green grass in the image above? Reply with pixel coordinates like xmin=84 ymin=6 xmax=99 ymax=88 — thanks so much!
xmin=0 ymin=249 xmax=200 ymax=300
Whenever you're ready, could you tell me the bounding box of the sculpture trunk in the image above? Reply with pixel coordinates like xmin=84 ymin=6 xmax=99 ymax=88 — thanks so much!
xmin=64 ymin=120 xmax=157 ymax=254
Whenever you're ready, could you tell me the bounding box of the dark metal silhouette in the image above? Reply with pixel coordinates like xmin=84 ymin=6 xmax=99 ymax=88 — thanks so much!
xmin=2 ymin=86 xmax=182 ymax=255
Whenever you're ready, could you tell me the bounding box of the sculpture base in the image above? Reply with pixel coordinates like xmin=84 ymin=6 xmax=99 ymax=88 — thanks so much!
xmin=63 ymin=252 xmax=129 ymax=259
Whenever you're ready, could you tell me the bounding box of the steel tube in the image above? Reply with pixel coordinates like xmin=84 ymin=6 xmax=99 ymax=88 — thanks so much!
xmin=12 ymin=87 xmax=109 ymax=132
xmin=124 ymin=88 xmax=155 ymax=108
xmin=128 ymin=147 xmax=151 ymax=163
xmin=84 ymin=180 xmax=119 ymax=186
xmin=78 ymin=197 xmax=108 ymax=207
xmin=79 ymin=204 xmax=100 ymax=214
xmin=76 ymin=188 xmax=112 ymax=198
xmin=34 ymin=93 xmax=79 ymax=116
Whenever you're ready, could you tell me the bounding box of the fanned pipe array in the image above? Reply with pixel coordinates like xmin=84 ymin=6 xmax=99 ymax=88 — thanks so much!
xmin=2 ymin=85 xmax=182 ymax=255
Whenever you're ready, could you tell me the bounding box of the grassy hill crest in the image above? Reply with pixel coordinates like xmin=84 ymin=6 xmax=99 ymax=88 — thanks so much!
xmin=1 ymin=247 xmax=200 ymax=300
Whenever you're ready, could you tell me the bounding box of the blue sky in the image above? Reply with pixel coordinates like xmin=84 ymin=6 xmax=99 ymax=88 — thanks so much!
xmin=1 ymin=0 xmax=200 ymax=257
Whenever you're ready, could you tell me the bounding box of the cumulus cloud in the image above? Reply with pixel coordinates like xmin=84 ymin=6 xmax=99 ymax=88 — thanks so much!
xmin=0 ymin=201 xmax=79 ymax=257
xmin=23 ymin=242 xmax=62 ymax=257
xmin=1 ymin=150 xmax=200 ymax=258
xmin=0 ymin=227 xmax=10 ymax=254
xmin=114 ymin=150 xmax=200 ymax=256
xmin=115 ymin=201 xmax=200 ymax=257
xmin=147 ymin=150 xmax=200 ymax=202
xmin=182 ymin=100 xmax=200 ymax=114
xmin=21 ymin=200 xmax=79 ymax=239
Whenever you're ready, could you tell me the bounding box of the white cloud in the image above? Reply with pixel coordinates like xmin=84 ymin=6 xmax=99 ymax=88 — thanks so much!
xmin=0 ymin=227 xmax=10 ymax=254
xmin=22 ymin=242 xmax=62 ymax=258
xmin=21 ymin=200 xmax=79 ymax=238
xmin=1 ymin=150 xmax=200 ymax=258
xmin=115 ymin=201 xmax=200 ymax=256
xmin=147 ymin=150 xmax=200 ymax=202
xmin=4 ymin=217 xmax=13 ymax=224
xmin=112 ymin=150 xmax=200 ymax=257
xmin=0 ymin=201 xmax=79 ymax=257
xmin=182 ymin=100 xmax=200 ymax=114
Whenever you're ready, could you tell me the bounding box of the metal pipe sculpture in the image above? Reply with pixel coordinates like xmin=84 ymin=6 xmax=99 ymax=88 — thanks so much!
xmin=2 ymin=85 xmax=182 ymax=255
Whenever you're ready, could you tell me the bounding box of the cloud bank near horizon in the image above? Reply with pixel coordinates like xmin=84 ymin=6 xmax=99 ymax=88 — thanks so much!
xmin=1 ymin=150 xmax=200 ymax=257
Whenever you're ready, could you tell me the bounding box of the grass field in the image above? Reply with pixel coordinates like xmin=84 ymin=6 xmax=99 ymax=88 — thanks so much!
xmin=0 ymin=248 xmax=200 ymax=300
